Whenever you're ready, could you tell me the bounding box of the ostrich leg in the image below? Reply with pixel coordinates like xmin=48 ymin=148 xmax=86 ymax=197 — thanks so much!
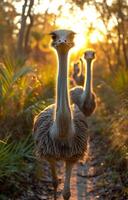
xmin=33 ymin=30 xmax=88 ymax=200
xmin=50 ymin=162 xmax=58 ymax=200
xmin=63 ymin=162 xmax=73 ymax=200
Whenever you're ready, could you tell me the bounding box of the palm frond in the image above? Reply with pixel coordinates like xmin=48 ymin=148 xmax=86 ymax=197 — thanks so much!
xmin=0 ymin=134 xmax=34 ymax=179
xmin=12 ymin=66 xmax=33 ymax=83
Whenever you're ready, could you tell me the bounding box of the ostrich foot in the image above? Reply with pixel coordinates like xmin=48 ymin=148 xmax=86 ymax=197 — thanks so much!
xmin=62 ymin=161 xmax=73 ymax=200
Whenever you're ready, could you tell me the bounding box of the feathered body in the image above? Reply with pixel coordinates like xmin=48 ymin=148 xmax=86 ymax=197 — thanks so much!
xmin=70 ymin=51 xmax=96 ymax=117
xmin=70 ymin=86 xmax=96 ymax=116
xmin=72 ymin=59 xmax=84 ymax=86
xmin=33 ymin=104 xmax=88 ymax=162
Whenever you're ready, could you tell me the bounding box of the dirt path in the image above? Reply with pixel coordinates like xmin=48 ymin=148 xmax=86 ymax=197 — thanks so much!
xmin=58 ymin=131 xmax=123 ymax=200
xmin=18 ymin=125 xmax=126 ymax=200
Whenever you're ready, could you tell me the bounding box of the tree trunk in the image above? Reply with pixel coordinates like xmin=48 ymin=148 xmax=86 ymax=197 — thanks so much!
xmin=118 ymin=0 xmax=128 ymax=68
xmin=24 ymin=0 xmax=34 ymax=54
xmin=17 ymin=0 xmax=28 ymax=57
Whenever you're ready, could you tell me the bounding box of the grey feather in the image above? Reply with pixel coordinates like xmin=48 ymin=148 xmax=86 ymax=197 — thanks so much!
xmin=70 ymin=86 xmax=96 ymax=117
xmin=33 ymin=104 xmax=88 ymax=163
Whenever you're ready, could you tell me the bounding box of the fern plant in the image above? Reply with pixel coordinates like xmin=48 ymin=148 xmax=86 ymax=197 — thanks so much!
xmin=0 ymin=134 xmax=34 ymax=179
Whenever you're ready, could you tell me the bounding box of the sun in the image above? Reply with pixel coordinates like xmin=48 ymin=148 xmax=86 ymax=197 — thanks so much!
xmin=56 ymin=4 xmax=106 ymax=52
xmin=73 ymin=33 xmax=86 ymax=51
xmin=90 ymin=30 xmax=104 ymax=43
xmin=14 ymin=0 xmax=106 ymax=52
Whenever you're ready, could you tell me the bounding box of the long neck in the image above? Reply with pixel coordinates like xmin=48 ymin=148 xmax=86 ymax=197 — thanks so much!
xmin=55 ymin=51 xmax=72 ymax=138
xmin=83 ymin=60 xmax=93 ymax=100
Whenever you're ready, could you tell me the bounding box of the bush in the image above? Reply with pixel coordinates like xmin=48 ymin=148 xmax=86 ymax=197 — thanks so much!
xmin=0 ymin=134 xmax=35 ymax=198
xmin=0 ymin=56 xmax=53 ymax=138
xmin=96 ymin=67 xmax=128 ymax=192
xmin=0 ymin=134 xmax=34 ymax=179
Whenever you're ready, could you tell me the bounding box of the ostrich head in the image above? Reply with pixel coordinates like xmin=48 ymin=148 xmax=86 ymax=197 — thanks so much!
xmin=74 ymin=62 xmax=80 ymax=74
xmin=84 ymin=50 xmax=95 ymax=61
xmin=50 ymin=29 xmax=75 ymax=53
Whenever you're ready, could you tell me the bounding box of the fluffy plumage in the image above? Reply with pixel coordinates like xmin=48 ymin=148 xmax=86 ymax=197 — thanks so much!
xmin=72 ymin=60 xmax=84 ymax=86
xmin=70 ymin=50 xmax=96 ymax=117
xmin=70 ymin=86 xmax=96 ymax=116
xmin=33 ymin=104 xmax=88 ymax=163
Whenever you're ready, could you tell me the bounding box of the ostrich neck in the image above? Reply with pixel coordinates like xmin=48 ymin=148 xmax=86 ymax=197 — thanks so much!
xmin=83 ymin=60 xmax=92 ymax=100
xmin=56 ymin=52 xmax=69 ymax=111
xmin=55 ymin=51 xmax=72 ymax=138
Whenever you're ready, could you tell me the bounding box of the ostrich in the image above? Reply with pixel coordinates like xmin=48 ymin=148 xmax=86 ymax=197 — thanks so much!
xmin=33 ymin=30 xmax=88 ymax=200
xmin=72 ymin=58 xmax=84 ymax=86
xmin=70 ymin=50 xmax=96 ymax=117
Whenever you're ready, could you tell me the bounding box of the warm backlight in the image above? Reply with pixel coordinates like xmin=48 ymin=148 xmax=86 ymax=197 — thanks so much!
xmin=14 ymin=0 xmax=108 ymax=52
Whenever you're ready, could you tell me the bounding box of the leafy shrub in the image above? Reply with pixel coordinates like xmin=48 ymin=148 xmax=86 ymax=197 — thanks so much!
xmin=95 ymin=67 xmax=128 ymax=192
xmin=0 ymin=56 xmax=53 ymax=138
xmin=0 ymin=57 xmax=33 ymax=117
xmin=0 ymin=134 xmax=35 ymax=199
xmin=0 ymin=134 xmax=34 ymax=179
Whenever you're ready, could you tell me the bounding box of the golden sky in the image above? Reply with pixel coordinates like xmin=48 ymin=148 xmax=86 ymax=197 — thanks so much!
xmin=14 ymin=0 xmax=114 ymax=51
